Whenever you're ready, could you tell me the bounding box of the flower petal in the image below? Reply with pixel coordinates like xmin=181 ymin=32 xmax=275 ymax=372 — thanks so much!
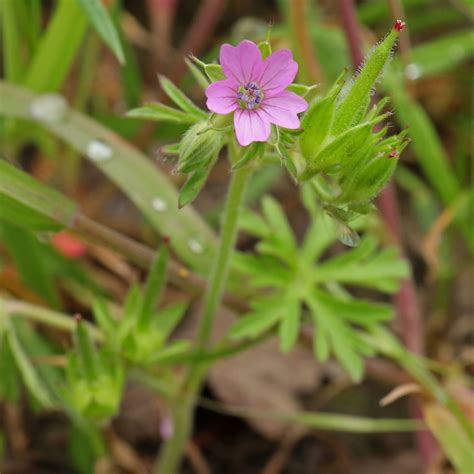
xmin=205 ymin=79 xmax=239 ymax=114
xmin=258 ymin=49 xmax=298 ymax=95
xmin=234 ymin=109 xmax=271 ymax=146
xmin=220 ymin=40 xmax=263 ymax=85
xmin=260 ymin=91 xmax=308 ymax=129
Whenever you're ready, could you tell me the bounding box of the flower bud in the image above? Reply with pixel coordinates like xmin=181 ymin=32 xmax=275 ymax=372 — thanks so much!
xmin=177 ymin=122 xmax=224 ymax=173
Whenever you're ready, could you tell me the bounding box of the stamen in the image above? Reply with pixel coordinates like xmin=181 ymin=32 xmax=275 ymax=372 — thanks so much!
xmin=237 ymin=82 xmax=264 ymax=110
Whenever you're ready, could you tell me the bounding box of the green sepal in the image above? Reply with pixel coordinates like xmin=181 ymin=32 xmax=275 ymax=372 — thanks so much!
xmin=232 ymin=142 xmax=264 ymax=170
xmin=178 ymin=168 xmax=210 ymax=208
xmin=177 ymin=121 xmax=224 ymax=173
xmin=299 ymin=74 xmax=345 ymax=162
xmin=287 ymin=83 xmax=319 ymax=97
xmin=205 ymin=64 xmax=225 ymax=82
xmin=258 ymin=40 xmax=272 ymax=58
xmin=301 ymin=113 xmax=391 ymax=179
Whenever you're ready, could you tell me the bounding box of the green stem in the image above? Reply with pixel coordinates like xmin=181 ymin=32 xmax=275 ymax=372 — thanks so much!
xmin=154 ymin=142 xmax=251 ymax=474
xmin=0 ymin=298 xmax=102 ymax=340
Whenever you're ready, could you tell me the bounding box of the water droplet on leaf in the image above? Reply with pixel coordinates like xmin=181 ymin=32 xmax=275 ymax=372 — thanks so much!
xmin=30 ymin=94 xmax=68 ymax=122
xmin=405 ymin=63 xmax=422 ymax=80
xmin=152 ymin=197 xmax=168 ymax=212
xmin=188 ymin=238 xmax=204 ymax=254
xmin=87 ymin=139 xmax=113 ymax=162
xmin=337 ymin=222 xmax=360 ymax=247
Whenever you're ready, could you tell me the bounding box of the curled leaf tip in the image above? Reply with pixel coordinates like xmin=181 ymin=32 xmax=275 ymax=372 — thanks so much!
xmin=394 ymin=20 xmax=406 ymax=32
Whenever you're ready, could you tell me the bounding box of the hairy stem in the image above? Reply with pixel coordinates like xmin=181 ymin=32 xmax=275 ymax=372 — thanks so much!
xmin=154 ymin=143 xmax=251 ymax=473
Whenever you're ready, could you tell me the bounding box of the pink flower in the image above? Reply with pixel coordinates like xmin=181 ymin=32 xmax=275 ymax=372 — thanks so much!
xmin=205 ymin=40 xmax=308 ymax=146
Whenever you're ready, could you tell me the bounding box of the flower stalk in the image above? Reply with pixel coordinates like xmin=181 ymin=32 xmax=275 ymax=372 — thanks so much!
xmin=154 ymin=141 xmax=252 ymax=473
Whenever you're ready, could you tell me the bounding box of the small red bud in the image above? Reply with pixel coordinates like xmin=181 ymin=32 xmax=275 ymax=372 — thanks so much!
xmin=394 ymin=20 xmax=406 ymax=32
xmin=53 ymin=231 xmax=87 ymax=259
xmin=162 ymin=236 xmax=171 ymax=246
xmin=388 ymin=149 xmax=398 ymax=159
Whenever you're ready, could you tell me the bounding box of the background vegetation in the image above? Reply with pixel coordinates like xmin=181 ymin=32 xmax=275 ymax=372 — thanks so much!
xmin=0 ymin=0 xmax=472 ymax=473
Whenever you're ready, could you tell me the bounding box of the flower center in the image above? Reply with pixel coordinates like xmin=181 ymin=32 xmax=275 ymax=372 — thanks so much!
xmin=237 ymin=81 xmax=263 ymax=110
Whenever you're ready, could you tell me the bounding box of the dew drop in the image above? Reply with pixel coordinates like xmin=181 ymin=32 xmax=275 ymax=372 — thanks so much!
xmin=30 ymin=93 xmax=68 ymax=122
xmin=152 ymin=197 xmax=168 ymax=212
xmin=337 ymin=223 xmax=360 ymax=247
xmin=188 ymin=238 xmax=204 ymax=254
xmin=86 ymin=139 xmax=113 ymax=162
xmin=405 ymin=63 xmax=422 ymax=80
xmin=160 ymin=414 xmax=174 ymax=440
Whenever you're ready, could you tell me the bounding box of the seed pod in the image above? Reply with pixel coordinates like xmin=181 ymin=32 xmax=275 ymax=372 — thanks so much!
xmin=332 ymin=24 xmax=402 ymax=135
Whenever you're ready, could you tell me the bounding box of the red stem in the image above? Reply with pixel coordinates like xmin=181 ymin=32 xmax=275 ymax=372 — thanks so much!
xmin=170 ymin=0 xmax=227 ymax=82
xmin=336 ymin=0 xmax=435 ymax=467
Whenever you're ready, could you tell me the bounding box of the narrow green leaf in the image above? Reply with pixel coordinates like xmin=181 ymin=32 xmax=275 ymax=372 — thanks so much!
xmin=126 ymin=103 xmax=199 ymax=124
xmin=424 ymin=403 xmax=474 ymax=474
xmin=178 ymin=168 xmax=210 ymax=208
xmin=0 ymin=222 xmax=61 ymax=307
xmin=6 ymin=324 xmax=54 ymax=408
xmin=1 ymin=0 xmax=25 ymax=81
xmin=0 ymin=82 xmax=217 ymax=274
xmin=262 ymin=196 xmax=296 ymax=250
xmin=74 ymin=319 xmax=100 ymax=381
xmin=92 ymin=298 xmax=115 ymax=336
xmin=313 ymin=289 xmax=393 ymax=324
xmin=158 ymin=75 xmax=208 ymax=119
xmin=154 ymin=302 xmax=188 ymax=339
xmin=279 ymin=299 xmax=300 ymax=353
xmin=139 ymin=241 xmax=170 ymax=329
xmin=230 ymin=309 xmax=280 ymax=339
xmin=0 ymin=159 xmax=78 ymax=231
xmin=185 ymin=58 xmax=210 ymax=89
xmin=24 ymin=0 xmax=88 ymax=92
xmin=76 ymin=0 xmax=125 ymax=64
xmin=0 ymin=329 xmax=20 ymax=402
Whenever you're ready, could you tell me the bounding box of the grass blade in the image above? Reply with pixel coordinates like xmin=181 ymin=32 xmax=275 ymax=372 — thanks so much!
xmin=24 ymin=0 xmax=88 ymax=92
xmin=76 ymin=0 xmax=125 ymax=64
xmin=0 ymin=81 xmax=216 ymax=273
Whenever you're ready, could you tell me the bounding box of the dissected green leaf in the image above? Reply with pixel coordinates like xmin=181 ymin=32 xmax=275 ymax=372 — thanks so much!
xmin=230 ymin=196 xmax=406 ymax=381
